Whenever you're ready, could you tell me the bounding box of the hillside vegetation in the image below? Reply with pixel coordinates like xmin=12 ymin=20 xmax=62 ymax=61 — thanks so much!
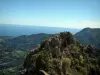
xmin=75 ymin=28 xmax=100 ymax=48
xmin=0 ymin=38 xmax=27 ymax=75
xmin=7 ymin=33 xmax=50 ymax=50
xmin=22 ymin=32 xmax=100 ymax=75
xmin=0 ymin=33 xmax=50 ymax=75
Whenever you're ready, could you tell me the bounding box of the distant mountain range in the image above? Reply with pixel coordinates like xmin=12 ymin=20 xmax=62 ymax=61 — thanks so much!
xmin=0 ymin=24 xmax=81 ymax=36
xmin=0 ymin=26 xmax=100 ymax=50
xmin=0 ymin=27 xmax=100 ymax=75
xmin=7 ymin=33 xmax=51 ymax=50
xmin=74 ymin=27 xmax=100 ymax=48
xmin=0 ymin=27 xmax=100 ymax=51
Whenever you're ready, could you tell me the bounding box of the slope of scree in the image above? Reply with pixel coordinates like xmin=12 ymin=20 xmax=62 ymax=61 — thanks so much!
xmin=21 ymin=32 xmax=100 ymax=75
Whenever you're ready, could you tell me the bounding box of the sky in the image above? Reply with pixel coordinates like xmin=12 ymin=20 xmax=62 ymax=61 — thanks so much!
xmin=0 ymin=0 xmax=100 ymax=28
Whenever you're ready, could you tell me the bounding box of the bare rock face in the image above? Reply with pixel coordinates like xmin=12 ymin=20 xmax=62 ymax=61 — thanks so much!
xmin=21 ymin=32 xmax=100 ymax=75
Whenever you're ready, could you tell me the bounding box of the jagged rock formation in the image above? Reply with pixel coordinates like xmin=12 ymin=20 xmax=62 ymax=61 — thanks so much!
xmin=21 ymin=32 xmax=100 ymax=75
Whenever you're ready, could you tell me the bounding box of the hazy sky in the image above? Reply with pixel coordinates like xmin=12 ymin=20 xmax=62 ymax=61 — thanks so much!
xmin=0 ymin=0 xmax=100 ymax=28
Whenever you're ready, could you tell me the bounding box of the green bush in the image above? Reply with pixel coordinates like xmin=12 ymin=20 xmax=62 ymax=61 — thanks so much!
xmin=79 ymin=55 xmax=84 ymax=64
xmin=62 ymin=58 xmax=71 ymax=75
xmin=36 ymin=51 xmax=52 ymax=71
xmin=72 ymin=44 xmax=80 ymax=52
xmin=76 ymin=65 xmax=87 ymax=75
xmin=51 ymin=58 xmax=62 ymax=75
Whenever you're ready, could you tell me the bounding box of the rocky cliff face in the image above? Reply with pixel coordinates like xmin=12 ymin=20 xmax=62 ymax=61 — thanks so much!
xmin=21 ymin=32 xmax=100 ymax=75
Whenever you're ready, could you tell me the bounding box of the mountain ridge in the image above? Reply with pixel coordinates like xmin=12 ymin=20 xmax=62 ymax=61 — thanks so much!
xmin=22 ymin=32 xmax=100 ymax=75
xmin=75 ymin=27 xmax=100 ymax=48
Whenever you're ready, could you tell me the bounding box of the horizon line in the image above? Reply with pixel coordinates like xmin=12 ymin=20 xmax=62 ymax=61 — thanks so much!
xmin=0 ymin=23 xmax=92 ymax=29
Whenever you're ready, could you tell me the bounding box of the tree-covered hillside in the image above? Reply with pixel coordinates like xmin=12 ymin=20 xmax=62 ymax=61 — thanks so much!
xmin=22 ymin=32 xmax=100 ymax=75
xmin=1 ymin=30 xmax=100 ymax=75
xmin=0 ymin=38 xmax=28 ymax=75
xmin=75 ymin=28 xmax=100 ymax=48
xmin=7 ymin=33 xmax=51 ymax=50
xmin=0 ymin=33 xmax=51 ymax=75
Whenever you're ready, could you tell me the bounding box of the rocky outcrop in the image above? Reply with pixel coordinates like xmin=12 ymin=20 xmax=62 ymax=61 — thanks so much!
xmin=21 ymin=32 xmax=100 ymax=75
